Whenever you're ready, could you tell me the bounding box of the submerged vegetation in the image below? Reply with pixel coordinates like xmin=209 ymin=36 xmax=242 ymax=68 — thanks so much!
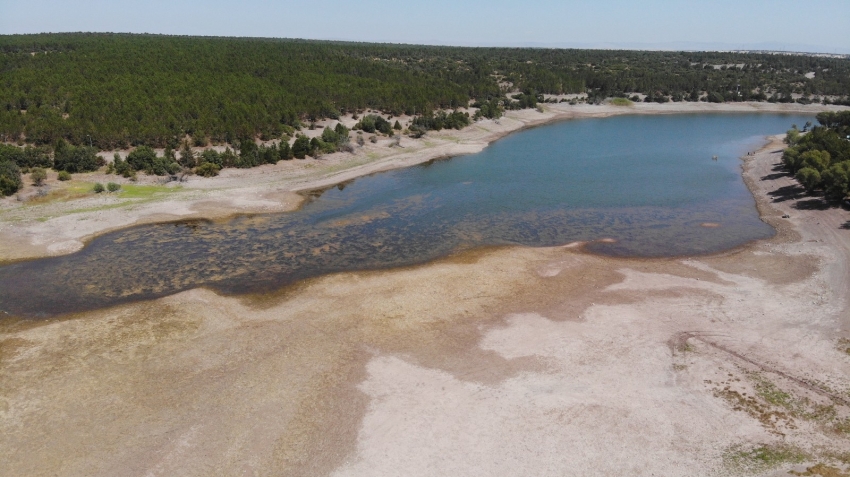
xmin=782 ymin=111 xmax=850 ymax=201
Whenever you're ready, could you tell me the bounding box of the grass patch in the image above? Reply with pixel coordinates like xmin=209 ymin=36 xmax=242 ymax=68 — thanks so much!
xmin=725 ymin=443 xmax=808 ymax=472
xmin=713 ymin=383 xmax=794 ymax=431
xmin=610 ymin=97 xmax=634 ymax=106
xmin=117 ymin=184 xmax=182 ymax=199
xmin=21 ymin=183 xmax=181 ymax=212
xmin=753 ymin=373 xmax=794 ymax=408
xmin=24 ymin=182 xmax=92 ymax=204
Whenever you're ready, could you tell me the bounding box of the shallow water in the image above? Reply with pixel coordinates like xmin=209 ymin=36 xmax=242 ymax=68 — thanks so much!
xmin=0 ymin=113 xmax=811 ymax=318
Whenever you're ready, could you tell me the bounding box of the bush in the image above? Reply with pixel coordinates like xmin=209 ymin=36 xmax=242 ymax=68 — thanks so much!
xmin=0 ymin=145 xmax=53 ymax=169
xmin=57 ymin=171 xmax=71 ymax=181
xmin=354 ymin=115 xmax=393 ymax=134
xmin=53 ymin=140 xmax=103 ymax=173
xmin=279 ymin=140 xmax=293 ymax=160
xmin=411 ymin=110 xmax=470 ymax=131
xmin=795 ymin=167 xmax=821 ymax=193
xmin=822 ymin=162 xmax=850 ymax=201
xmin=0 ymin=160 xmax=23 ymax=196
xmin=93 ymin=182 xmax=105 ymax=193
xmin=292 ymin=135 xmax=311 ymax=159
xmin=127 ymin=145 xmax=179 ymax=175
xmin=107 ymin=182 xmax=120 ymax=192
xmin=472 ymin=99 xmax=503 ymax=120
xmin=195 ymin=162 xmax=221 ymax=177
xmin=30 ymin=167 xmax=47 ymax=186
xmin=198 ymin=148 xmax=223 ymax=167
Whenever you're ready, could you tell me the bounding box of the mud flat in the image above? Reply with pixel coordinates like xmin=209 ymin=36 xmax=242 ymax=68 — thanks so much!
xmin=2 ymin=125 xmax=850 ymax=474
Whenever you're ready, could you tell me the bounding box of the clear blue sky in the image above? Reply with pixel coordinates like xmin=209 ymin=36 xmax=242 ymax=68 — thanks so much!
xmin=2 ymin=0 xmax=848 ymax=54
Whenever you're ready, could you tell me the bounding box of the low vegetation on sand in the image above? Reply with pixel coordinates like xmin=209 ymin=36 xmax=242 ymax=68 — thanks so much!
xmin=610 ymin=97 xmax=634 ymax=106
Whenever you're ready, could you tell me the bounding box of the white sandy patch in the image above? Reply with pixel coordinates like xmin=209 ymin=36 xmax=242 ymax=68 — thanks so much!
xmin=334 ymin=309 xmax=764 ymax=477
xmin=46 ymin=240 xmax=83 ymax=254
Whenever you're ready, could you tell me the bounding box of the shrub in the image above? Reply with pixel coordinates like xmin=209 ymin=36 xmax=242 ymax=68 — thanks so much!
xmin=0 ymin=145 xmax=53 ymax=169
xmin=199 ymin=148 xmax=223 ymax=167
xmin=0 ymin=160 xmax=23 ymax=196
xmin=292 ymin=135 xmax=311 ymax=159
xmin=0 ymin=144 xmax=53 ymax=169
xmin=30 ymin=167 xmax=47 ymax=186
xmin=795 ymin=167 xmax=821 ymax=193
xmin=126 ymin=145 xmax=180 ymax=175
xmin=279 ymin=140 xmax=293 ymax=160
xmin=93 ymin=182 xmax=105 ymax=193
xmin=126 ymin=146 xmax=157 ymax=171
xmin=107 ymin=182 xmax=120 ymax=192
xmin=178 ymin=141 xmax=196 ymax=168
xmin=411 ymin=110 xmax=470 ymax=131
xmin=354 ymin=114 xmax=393 ymax=134
xmin=53 ymin=140 xmax=103 ymax=173
xmin=57 ymin=171 xmax=71 ymax=181
xmin=195 ymin=162 xmax=221 ymax=177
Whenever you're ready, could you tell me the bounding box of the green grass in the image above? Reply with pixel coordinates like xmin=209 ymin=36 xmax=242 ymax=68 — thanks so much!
xmin=726 ymin=444 xmax=808 ymax=472
xmin=753 ymin=374 xmax=794 ymax=408
xmin=117 ymin=184 xmax=182 ymax=199
xmin=610 ymin=97 xmax=634 ymax=106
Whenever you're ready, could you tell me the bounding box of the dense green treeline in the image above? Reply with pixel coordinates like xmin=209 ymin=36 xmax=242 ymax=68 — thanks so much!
xmin=1 ymin=33 xmax=850 ymax=150
xmin=783 ymin=111 xmax=850 ymax=201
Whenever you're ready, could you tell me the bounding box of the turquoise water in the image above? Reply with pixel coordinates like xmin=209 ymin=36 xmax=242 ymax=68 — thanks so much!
xmin=0 ymin=113 xmax=811 ymax=318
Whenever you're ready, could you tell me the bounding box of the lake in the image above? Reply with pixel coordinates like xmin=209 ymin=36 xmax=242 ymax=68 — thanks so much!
xmin=0 ymin=113 xmax=812 ymax=318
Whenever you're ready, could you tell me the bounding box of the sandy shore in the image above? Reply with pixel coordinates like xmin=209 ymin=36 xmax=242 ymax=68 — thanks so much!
xmin=1 ymin=104 xmax=850 ymax=476
xmin=1 ymin=101 xmax=846 ymax=263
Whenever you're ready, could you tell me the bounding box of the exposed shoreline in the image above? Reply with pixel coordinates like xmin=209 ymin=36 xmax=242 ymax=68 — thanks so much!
xmin=1 ymin=101 xmax=846 ymax=263
xmin=1 ymin=103 xmax=850 ymax=476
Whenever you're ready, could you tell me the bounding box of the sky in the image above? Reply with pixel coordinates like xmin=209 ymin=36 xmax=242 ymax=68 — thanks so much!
xmin=1 ymin=0 xmax=849 ymax=54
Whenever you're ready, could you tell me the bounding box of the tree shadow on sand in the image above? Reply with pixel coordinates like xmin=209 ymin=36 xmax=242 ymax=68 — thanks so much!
xmin=794 ymin=198 xmax=831 ymax=211
xmin=840 ymin=221 xmax=850 ymax=230
xmin=768 ymin=184 xmax=806 ymax=203
xmin=761 ymin=172 xmax=790 ymax=181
